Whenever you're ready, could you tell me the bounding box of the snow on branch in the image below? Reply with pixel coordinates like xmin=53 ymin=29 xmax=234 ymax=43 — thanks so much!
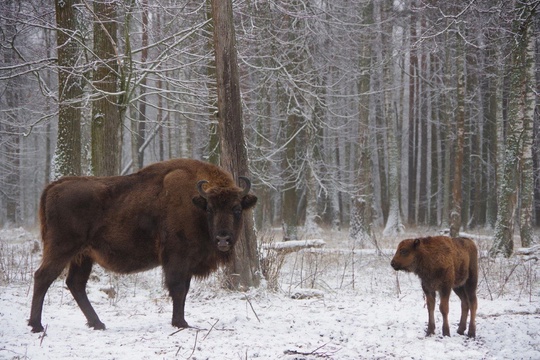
xmin=263 ymin=239 xmax=326 ymax=254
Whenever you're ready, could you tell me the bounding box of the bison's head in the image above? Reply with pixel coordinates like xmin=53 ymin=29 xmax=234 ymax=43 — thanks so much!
xmin=390 ymin=238 xmax=420 ymax=272
xmin=192 ymin=177 xmax=257 ymax=252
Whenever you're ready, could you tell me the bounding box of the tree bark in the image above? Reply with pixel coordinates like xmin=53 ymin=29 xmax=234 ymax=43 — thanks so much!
xmin=91 ymin=0 xmax=121 ymax=177
xmin=449 ymin=34 xmax=465 ymax=238
xmin=491 ymin=1 xmax=535 ymax=256
xmin=54 ymin=0 xmax=82 ymax=178
xmin=2 ymin=0 xmax=21 ymax=224
xmin=211 ymin=0 xmax=260 ymax=289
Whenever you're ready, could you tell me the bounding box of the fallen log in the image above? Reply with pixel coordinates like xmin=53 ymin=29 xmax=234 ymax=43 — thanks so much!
xmin=262 ymin=239 xmax=326 ymax=254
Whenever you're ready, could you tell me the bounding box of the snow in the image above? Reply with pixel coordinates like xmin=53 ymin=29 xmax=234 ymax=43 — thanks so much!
xmin=1 ymin=228 xmax=539 ymax=360
xmin=263 ymin=239 xmax=326 ymax=252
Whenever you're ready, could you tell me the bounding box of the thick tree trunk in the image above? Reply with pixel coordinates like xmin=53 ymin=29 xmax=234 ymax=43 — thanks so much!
xmin=91 ymin=0 xmax=121 ymax=177
xmin=491 ymin=2 xmax=534 ymax=256
xmin=350 ymin=29 xmax=374 ymax=247
xmin=54 ymin=0 xmax=82 ymax=178
xmin=211 ymin=0 xmax=260 ymax=289
xmin=519 ymin=18 xmax=535 ymax=247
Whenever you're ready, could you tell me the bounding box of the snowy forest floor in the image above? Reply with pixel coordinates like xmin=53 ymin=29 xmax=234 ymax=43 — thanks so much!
xmin=0 ymin=227 xmax=539 ymax=360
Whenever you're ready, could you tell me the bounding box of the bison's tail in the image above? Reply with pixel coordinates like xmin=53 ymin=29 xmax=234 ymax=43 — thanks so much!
xmin=38 ymin=183 xmax=52 ymax=244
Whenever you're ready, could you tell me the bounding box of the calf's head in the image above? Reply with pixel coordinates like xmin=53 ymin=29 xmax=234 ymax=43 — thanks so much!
xmin=390 ymin=238 xmax=420 ymax=272
xmin=192 ymin=177 xmax=257 ymax=252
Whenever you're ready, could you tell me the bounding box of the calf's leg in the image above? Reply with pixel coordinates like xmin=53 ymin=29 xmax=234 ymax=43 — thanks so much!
xmin=465 ymin=283 xmax=478 ymax=338
xmin=423 ymin=286 xmax=436 ymax=336
xmin=453 ymin=286 xmax=469 ymax=335
xmin=66 ymin=255 xmax=105 ymax=330
xmin=439 ymin=288 xmax=451 ymax=336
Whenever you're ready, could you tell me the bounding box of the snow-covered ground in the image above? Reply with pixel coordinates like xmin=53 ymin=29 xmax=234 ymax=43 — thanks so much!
xmin=1 ymin=227 xmax=539 ymax=359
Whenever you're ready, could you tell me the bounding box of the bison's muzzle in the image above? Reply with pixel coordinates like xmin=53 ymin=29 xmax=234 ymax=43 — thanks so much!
xmin=216 ymin=233 xmax=232 ymax=252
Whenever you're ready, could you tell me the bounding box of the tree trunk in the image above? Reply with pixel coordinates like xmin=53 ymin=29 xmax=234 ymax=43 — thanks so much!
xmin=2 ymin=0 xmax=21 ymax=225
xmin=91 ymin=0 xmax=121 ymax=177
xmin=383 ymin=0 xmax=406 ymax=236
xmin=211 ymin=0 xmax=260 ymax=289
xmin=449 ymin=34 xmax=465 ymax=238
xmin=54 ymin=0 xmax=82 ymax=178
xmin=350 ymin=22 xmax=374 ymax=247
xmin=135 ymin=0 xmax=149 ymax=170
xmin=282 ymin=113 xmax=301 ymax=240
xmin=491 ymin=2 xmax=534 ymax=256
xmin=519 ymin=14 xmax=535 ymax=247
xmin=383 ymin=106 xmax=404 ymax=236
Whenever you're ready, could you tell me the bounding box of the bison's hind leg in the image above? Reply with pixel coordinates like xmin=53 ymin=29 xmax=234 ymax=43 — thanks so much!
xmin=29 ymin=257 xmax=72 ymax=332
xmin=465 ymin=282 xmax=478 ymax=338
xmin=453 ymin=286 xmax=469 ymax=336
xmin=454 ymin=283 xmax=477 ymax=338
xmin=66 ymin=255 xmax=106 ymax=330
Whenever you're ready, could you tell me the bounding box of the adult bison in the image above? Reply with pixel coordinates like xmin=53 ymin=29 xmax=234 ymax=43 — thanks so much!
xmin=28 ymin=159 xmax=257 ymax=333
xmin=390 ymin=236 xmax=478 ymax=338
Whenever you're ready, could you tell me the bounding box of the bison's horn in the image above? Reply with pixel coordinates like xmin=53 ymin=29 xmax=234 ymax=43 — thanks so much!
xmin=197 ymin=180 xmax=209 ymax=199
xmin=239 ymin=176 xmax=251 ymax=197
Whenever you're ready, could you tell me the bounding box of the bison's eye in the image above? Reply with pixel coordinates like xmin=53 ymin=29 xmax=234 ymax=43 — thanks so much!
xmin=233 ymin=206 xmax=242 ymax=217
xmin=399 ymin=249 xmax=409 ymax=256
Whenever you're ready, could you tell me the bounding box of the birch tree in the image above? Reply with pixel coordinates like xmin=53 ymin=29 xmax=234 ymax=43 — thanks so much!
xmin=491 ymin=1 xmax=536 ymax=256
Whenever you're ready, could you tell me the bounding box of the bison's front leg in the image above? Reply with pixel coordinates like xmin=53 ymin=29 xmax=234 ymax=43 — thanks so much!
xmin=422 ymin=285 xmax=436 ymax=336
xmin=165 ymin=270 xmax=192 ymax=328
xmin=66 ymin=256 xmax=106 ymax=330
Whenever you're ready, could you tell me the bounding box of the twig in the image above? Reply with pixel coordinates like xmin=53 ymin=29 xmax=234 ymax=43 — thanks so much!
xmin=480 ymin=258 xmax=494 ymax=301
xmin=186 ymin=330 xmax=199 ymax=359
xmin=284 ymin=341 xmax=338 ymax=359
xmin=169 ymin=327 xmax=186 ymax=337
xmin=39 ymin=324 xmax=48 ymax=346
xmin=244 ymin=294 xmax=261 ymax=322
xmin=202 ymin=319 xmax=219 ymax=341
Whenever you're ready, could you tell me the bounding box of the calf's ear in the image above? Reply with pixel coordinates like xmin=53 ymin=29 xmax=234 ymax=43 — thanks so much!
xmin=413 ymin=238 xmax=421 ymax=247
xmin=192 ymin=196 xmax=207 ymax=210
xmin=241 ymin=194 xmax=257 ymax=210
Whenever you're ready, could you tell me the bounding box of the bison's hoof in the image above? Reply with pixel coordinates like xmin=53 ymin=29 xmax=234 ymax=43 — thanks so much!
xmin=88 ymin=321 xmax=106 ymax=330
xmin=29 ymin=323 xmax=44 ymax=333
xmin=172 ymin=319 xmax=189 ymax=328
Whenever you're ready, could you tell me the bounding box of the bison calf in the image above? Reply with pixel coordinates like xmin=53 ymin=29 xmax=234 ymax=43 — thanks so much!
xmin=390 ymin=236 xmax=478 ymax=338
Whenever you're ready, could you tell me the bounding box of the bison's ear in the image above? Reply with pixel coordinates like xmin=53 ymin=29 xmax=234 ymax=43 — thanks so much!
xmin=192 ymin=196 xmax=207 ymax=210
xmin=413 ymin=238 xmax=421 ymax=247
xmin=241 ymin=194 xmax=257 ymax=210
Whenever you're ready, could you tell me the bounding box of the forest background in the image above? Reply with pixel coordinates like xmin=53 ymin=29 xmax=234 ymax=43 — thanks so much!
xmin=1 ymin=0 xmax=540 ymax=258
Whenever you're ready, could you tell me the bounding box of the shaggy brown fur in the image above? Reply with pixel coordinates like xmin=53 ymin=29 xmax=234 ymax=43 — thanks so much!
xmin=28 ymin=159 xmax=257 ymax=333
xmin=391 ymin=236 xmax=478 ymax=337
